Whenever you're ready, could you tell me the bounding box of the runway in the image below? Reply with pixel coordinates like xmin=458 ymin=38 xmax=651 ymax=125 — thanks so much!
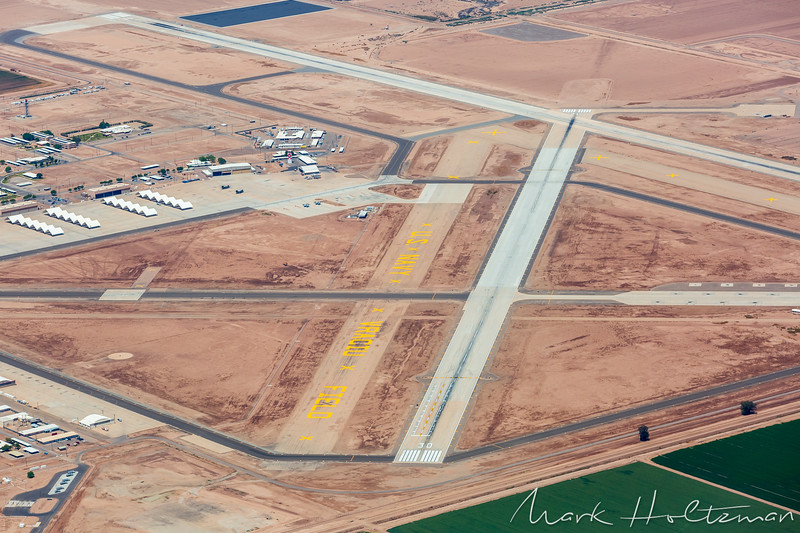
xmin=40 ymin=12 xmax=800 ymax=183
xmin=395 ymin=122 xmax=585 ymax=463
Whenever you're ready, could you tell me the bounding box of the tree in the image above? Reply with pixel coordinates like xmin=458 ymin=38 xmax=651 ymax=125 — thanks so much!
xmin=176 ymin=166 xmax=183 ymax=172
xmin=740 ymin=400 xmax=757 ymax=416
xmin=217 ymin=157 xmax=227 ymax=165
xmin=42 ymin=129 xmax=53 ymax=136
xmin=99 ymin=120 xmax=110 ymax=129
xmin=0 ymin=444 xmax=10 ymax=452
xmin=26 ymin=471 xmax=34 ymax=479
xmin=21 ymin=132 xmax=34 ymax=141
xmin=638 ymin=425 xmax=650 ymax=442
xmin=36 ymin=173 xmax=43 ymax=179
xmin=71 ymin=136 xmax=81 ymax=145
xmin=50 ymin=190 xmax=57 ymax=196
xmin=53 ymin=144 xmax=62 ymax=150
xmin=4 ymin=167 xmax=10 ymax=174
xmin=116 ymin=177 xmax=123 ymax=182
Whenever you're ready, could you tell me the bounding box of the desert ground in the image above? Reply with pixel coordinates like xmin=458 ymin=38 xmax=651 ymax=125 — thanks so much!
xmin=404 ymin=119 xmax=546 ymax=179
xmin=526 ymin=185 xmax=800 ymax=291
xmin=598 ymin=113 xmax=800 ymax=167
xmin=227 ymin=72 xmax=508 ymax=137
xmin=1 ymin=0 xmax=800 ymax=530
xmin=459 ymin=305 xmax=800 ymax=448
xmin=552 ymin=0 xmax=800 ymax=44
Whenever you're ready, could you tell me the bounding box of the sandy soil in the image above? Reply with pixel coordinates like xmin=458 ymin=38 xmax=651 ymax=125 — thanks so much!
xmin=573 ymin=163 xmax=800 ymax=234
xmin=0 ymin=301 xmax=352 ymax=426
xmin=378 ymin=31 xmax=796 ymax=106
xmin=336 ymin=304 xmax=459 ymax=453
xmin=30 ymin=25 xmax=295 ymax=85
xmin=403 ymin=136 xmax=453 ymax=178
xmin=231 ymin=313 xmax=347 ymax=445
xmin=369 ymin=183 xmax=424 ymax=199
xmin=329 ymin=204 xmax=414 ymax=289
xmin=598 ymin=113 xmax=800 ymax=167
xmin=226 ymin=72 xmax=507 ymax=136
xmin=553 ymin=0 xmax=800 ymax=44
xmin=458 ymin=305 xmax=800 ymax=448
xmin=422 ymin=184 xmax=517 ymax=289
xmin=527 ymin=186 xmax=800 ymax=291
xmin=0 ymin=210 xmax=370 ymax=289
xmin=52 ymin=440 xmax=291 ymax=532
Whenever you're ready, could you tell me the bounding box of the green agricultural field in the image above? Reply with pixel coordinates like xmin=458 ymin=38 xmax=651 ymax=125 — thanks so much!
xmin=390 ymin=462 xmax=797 ymax=532
xmin=653 ymin=419 xmax=800 ymax=512
xmin=0 ymin=70 xmax=46 ymax=95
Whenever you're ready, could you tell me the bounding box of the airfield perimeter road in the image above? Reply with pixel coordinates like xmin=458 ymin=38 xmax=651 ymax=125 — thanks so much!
xmin=395 ymin=122 xmax=585 ymax=463
xmin=33 ymin=12 xmax=800 ymax=183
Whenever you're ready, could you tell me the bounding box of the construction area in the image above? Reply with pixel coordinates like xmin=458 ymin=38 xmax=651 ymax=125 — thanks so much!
xmin=0 ymin=0 xmax=798 ymax=531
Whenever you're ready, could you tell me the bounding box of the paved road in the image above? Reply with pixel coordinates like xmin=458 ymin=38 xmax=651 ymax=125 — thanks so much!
xmin=447 ymin=363 xmax=800 ymax=462
xmin=571 ymin=181 xmax=800 ymax=241
xmin=654 ymin=282 xmax=800 ymax=292
xmin=2 ymin=464 xmax=90 ymax=532
xmin=517 ymin=289 xmax=800 ymax=307
xmin=395 ymin=122 xmax=585 ymax=463
xmin=0 ymin=208 xmax=252 ymax=263
xmin=76 ymin=12 xmax=800 ymax=184
xmin=0 ymin=348 xmax=394 ymax=464
xmin=0 ymin=30 xmax=412 ymax=177
xmin=0 ymin=289 xmax=468 ymax=301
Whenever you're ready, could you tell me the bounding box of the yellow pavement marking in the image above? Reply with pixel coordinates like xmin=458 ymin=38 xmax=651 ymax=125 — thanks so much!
xmin=482 ymin=128 xmax=505 ymax=136
xmin=371 ymin=308 xmax=384 ymax=313
xmin=422 ymin=223 xmax=432 ymax=226
xmin=390 ymin=279 xmax=401 ymax=283
xmin=341 ymin=365 xmax=354 ymax=370
xmin=300 ymin=435 xmax=313 ymax=441
xmin=668 ymin=173 xmax=678 ymax=178
xmin=448 ymin=175 xmax=460 ymax=180
xmin=468 ymin=140 xmax=479 ymax=144
xmin=595 ymin=155 xmax=605 ymax=160
xmin=767 ymin=197 xmax=776 ymax=202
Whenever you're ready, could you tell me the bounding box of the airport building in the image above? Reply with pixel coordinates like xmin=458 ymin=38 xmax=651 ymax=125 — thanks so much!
xmin=79 ymin=414 xmax=112 ymax=428
xmin=89 ymin=183 xmax=132 ymax=199
xmin=202 ymin=162 xmax=252 ymax=176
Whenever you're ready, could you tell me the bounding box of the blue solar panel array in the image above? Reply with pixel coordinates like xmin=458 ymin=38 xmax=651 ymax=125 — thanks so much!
xmin=181 ymin=1 xmax=330 ymax=27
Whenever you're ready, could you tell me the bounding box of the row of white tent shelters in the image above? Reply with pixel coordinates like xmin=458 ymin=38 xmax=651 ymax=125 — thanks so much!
xmin=6 ymin=214 xmax=64 ymax=236
xmin=103 ymin=196 xmax=157 ymax=217
xmin=45 ymin=206 xmax=100 ymax=228
xmin=138 ymin=190 xmax=192 ymax=210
